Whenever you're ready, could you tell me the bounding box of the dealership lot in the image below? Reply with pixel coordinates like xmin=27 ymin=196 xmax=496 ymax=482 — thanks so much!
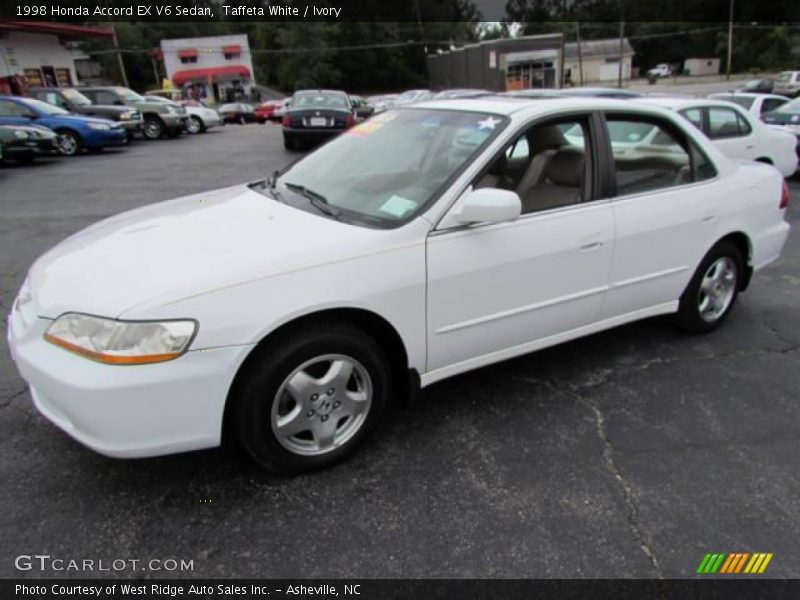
xmin=1 ymin=124 xmax=799 ymax=578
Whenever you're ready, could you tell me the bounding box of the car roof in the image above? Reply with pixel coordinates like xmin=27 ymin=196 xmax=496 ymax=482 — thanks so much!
xmin=710 ymin=92 xmax=785 ymax=99
xmin=636 ymin=96 xmax=736 ymax=110
xmin=414 ymin=95 xmax=665 ymax=118
xmin=294 ymin=89 xmax=347 ymax=95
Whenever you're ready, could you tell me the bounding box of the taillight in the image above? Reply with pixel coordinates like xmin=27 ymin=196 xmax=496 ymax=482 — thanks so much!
xmin=282 ymin=114 xmax=290 ymax=127
xmin=344 ymin=113 xmax=354 ymax=128
xmin=780 ymin=180 xmax=789 ymax=210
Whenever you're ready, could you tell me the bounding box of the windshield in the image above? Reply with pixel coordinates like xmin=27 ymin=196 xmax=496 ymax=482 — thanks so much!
xmin=776 ymin=98 xmax=800 ymax=113
xmin=62 ymin=89 xmax=92 ymax=106
xmin=273 ymin=109 xmax=507 ymax=227
xmin=292 ymin=93 xmax=348 ymax=109
xmin=114 ymin=87 xmax=144 ymax=102
xmin=22 ymin=98 xmax=69 ymax=115
xmin=776 ymin=72 xmax=792 ymax=82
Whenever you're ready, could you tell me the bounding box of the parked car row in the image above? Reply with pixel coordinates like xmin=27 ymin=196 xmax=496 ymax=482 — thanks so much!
xmin=0 ymin=85 xmax=233 ymax=165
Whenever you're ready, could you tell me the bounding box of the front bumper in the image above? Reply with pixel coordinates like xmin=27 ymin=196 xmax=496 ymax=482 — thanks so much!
xmin=3 ymin=139 xmax=57 ymax=158
xmin=160 ymin=113 xmax=188 ymax=131
xmin=7 ymin=299 xmax=250 ymax=458
xmin=84 ymin=127 xmax=128 ymax=149
xmin=118 ymin=118 xmax=143 ymax=133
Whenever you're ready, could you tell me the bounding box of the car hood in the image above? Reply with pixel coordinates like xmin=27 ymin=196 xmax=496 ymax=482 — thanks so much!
xmin=28 ymin=184 xmax=396 ymax=319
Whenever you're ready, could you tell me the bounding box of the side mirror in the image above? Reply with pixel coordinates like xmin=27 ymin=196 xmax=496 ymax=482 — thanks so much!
xmin=456 ymin=187 xmax=521 ymax=225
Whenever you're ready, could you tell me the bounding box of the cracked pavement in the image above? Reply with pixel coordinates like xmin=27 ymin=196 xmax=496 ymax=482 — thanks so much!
xmin=1 ymin=125 xmax=799 ymax=579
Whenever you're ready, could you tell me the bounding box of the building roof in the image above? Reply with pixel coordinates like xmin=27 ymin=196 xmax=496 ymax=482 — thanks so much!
xmin=0 ymin=19 xmax=114 ymax=38
xmin=564 ymin=38 xmax=634 ymax=60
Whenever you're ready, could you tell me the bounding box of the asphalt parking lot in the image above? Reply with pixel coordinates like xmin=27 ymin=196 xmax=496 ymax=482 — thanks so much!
xmin=1 ymin=123 xmax=799 ymax=579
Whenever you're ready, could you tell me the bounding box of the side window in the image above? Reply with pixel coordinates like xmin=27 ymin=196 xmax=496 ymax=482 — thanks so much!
xmin=95 ymin=91 xmax=119 ymax=105
xmin=707 ymin=107 xmax=746 ymax=139
xmin=680 ymin=108 xmax=703 ymax=130
xmin=474 ymin=117 xmax=590 ymax=214
xmin=607 ymin=116 xmax=694 ymax=196
xmin=761 ymin=98 xmax=786 ymax=114
xmin=736 ymin=112 xmax=752 ymax=135
xmin=0 ymin=100 xmax=24 ymax=117
xmin=81 ymin=90 xmax=97 ymax=103
xmin=45 ymin=92 xmax=66 ymax=108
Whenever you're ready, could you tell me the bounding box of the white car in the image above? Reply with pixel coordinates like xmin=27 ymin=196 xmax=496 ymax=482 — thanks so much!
xmin=7 ymin=97 xmax=790 ymax=473
xmin=773 ymin=71 xmax=800 ymax=98
xmin=708 ymin=93 xmax=789 ymax=120
xmin=647 ymin=64 xmax=672 ymax=78
xmin=143 ymin=96 xmax=221 ymax=134
xmin=637 ymin=97 xmax=798 ymax=177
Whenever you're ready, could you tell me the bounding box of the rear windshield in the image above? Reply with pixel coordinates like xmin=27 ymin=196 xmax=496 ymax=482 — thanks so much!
xmin=776 ymin=98 xmax=800 ymax=113
xmin=718 ymin=95 xmax=754 ymax=109
xmin=292 ymin=93 xmax=349 ymax=109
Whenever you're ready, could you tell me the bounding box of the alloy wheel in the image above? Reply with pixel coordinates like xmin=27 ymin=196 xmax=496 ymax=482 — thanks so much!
xmin=697 ymin=256 xmax=737 ymax=322
xmin=56 ymin=133 xmax=78 ymax=156
xmin=270 ymin=354 xmax=372 ymax=456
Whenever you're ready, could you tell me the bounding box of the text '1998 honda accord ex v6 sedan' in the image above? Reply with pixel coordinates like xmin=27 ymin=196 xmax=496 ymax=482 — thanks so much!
xmin=7 ymin=97 xmax=791 ymax=473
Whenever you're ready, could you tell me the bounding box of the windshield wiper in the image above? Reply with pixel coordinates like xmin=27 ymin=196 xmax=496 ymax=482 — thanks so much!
xmin=283 ymin=182 xmax=341 ymax=219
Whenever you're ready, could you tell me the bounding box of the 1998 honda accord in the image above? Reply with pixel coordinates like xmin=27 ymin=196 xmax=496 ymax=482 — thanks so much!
xmin=7 ymin=97 xmax=791 ymax=473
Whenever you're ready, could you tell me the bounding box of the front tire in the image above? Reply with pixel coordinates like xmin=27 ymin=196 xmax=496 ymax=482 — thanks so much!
xmin=143 ymin=116 xmax=164 ymax=140
xmin=55 ymin=129 xmax=82 ymax=156
xmin=676 ymin=241 xmax=743 ymax=333
xmin=186 ymin=116 xmax=204 ymax=134
xmin=233 ymin=321 xmax=391 ymax=473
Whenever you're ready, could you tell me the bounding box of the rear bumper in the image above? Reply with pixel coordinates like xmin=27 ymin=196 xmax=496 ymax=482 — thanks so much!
xmin=752 ymin=220 xmax=791 ymax=271
xmin=283 ymin=127 xmax=345 ymax=143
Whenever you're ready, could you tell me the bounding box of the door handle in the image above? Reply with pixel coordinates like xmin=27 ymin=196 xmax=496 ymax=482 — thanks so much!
xmin=702 ymin=213 xmax=716 ymax=223
xmin=580 ymin=241 xmax=603 ymax=252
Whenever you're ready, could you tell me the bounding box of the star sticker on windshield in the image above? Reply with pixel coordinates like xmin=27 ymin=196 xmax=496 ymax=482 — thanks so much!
xmin=477 ymin=116 xmax=501 ymax=130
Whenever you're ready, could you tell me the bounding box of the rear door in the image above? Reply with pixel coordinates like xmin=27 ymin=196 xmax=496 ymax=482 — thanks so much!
xmin=602 ymin=112 xmax=723 ymax=319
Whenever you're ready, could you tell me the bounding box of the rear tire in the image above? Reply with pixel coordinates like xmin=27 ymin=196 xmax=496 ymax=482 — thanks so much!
xmin=675 ymin=240 xmax=744 ymax=333
xmin=233 ymin=321 xmax=391 ymax=474
xmin=283 ymin=136 xmax=296 ymax=151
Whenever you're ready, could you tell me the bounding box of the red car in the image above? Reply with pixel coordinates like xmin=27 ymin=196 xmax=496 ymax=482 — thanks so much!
xmin=254 ymin=100 xmax=284 ymax=123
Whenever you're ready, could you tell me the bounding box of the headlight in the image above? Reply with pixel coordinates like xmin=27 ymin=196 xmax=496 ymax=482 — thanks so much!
xmin=44 ymin=313 xmax=197 ymax=365
xmin=14 ymin=130 xmax=29 ymax=139
xmin=165 ymin=106 xmax=178 ymax=114
xmin=87 ymin=123 xmax=111 ymax=131
xmin=119 ymin=113 xmax=131 ymax=120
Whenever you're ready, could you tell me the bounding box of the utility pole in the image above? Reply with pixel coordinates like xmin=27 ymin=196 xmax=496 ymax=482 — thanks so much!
xmin=111 ymin=26 xmax=129 ymax=88
xmin=618 ymin=20 xmax=625 ymax=88
xmin=726 ymin=0 xmax=735 ymax=80
xmin=576 ymin=21 xmax=584 ymax=86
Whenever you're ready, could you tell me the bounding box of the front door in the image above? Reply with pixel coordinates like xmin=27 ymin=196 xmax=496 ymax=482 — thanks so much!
xmin=425 ymin=113 xmax=615 ymax=376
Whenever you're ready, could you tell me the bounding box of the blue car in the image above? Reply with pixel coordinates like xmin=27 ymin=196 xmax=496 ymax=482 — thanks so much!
xmin=0 ymin=95 xmax=127 ymax=156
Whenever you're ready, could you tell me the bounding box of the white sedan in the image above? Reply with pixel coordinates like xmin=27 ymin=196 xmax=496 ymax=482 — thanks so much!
xmin=638 ymin=96 xmax=798 ymax=177
xmin=143 ymin=96 xmax=221 ymax=134
xmin=7 ymin=97 xmax=790 ymax=473
xmin=708 ymin=92 xmax=789 ymax=120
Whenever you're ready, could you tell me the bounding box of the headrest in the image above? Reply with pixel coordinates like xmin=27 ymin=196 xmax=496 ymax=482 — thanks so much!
xmin=545 ymin=149 xmax=584 ymax=187
xmin=529 ymin=125 xmax=567 ymax=155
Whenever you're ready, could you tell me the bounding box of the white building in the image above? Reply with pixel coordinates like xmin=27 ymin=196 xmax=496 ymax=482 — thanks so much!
xmin=684 ymin=58 xmax=720 ymax=77
xmin=0 ymin=20 xmax=113 ymax=94
xmin=160 ymin=34 xmax=255 ymax=103
xmin=563 ymin=38 xmax=635 ymax=84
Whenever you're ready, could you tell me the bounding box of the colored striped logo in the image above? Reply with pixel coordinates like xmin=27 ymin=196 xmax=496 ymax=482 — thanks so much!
xmin=696 ymin=552 xmax=773 ymax=574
